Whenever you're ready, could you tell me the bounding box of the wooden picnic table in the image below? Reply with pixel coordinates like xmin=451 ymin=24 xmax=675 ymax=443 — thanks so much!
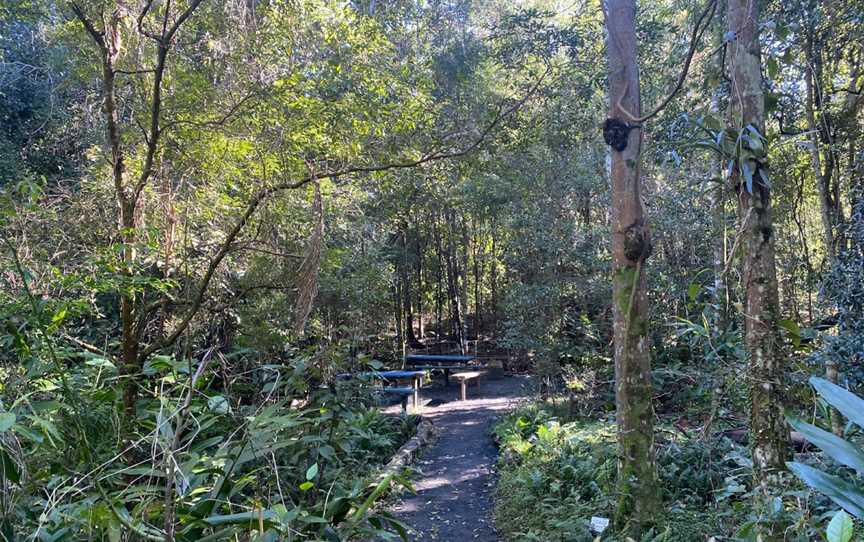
xmin=404 ymin=355 xmax=478 ymax=387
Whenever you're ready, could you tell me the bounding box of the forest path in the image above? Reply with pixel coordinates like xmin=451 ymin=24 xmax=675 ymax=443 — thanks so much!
xmin=385 ymin=375 xmax=529 ymax=542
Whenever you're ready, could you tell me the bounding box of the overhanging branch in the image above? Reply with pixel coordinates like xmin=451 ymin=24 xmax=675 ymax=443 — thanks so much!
xmin=138 ymin=66 xmax=551 ymax=360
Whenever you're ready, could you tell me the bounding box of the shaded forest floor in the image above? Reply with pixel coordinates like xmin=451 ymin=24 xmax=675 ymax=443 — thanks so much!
xmin=384 ymin=375 xmax=530 ymax=541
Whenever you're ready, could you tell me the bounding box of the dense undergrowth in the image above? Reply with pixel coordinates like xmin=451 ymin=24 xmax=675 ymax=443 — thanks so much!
xmin=0 ymin=347 xmax=418 ymax=542
xmin=493 ymin=401 xmax=864 ymax=541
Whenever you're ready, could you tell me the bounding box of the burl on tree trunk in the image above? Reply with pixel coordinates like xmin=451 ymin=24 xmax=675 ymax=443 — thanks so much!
xmin=603 ymin=0 xmax=661 ymax=534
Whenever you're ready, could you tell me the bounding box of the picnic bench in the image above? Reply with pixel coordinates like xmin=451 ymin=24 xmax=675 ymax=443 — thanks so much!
xmin=452 ymin=371 xmax=484 ymax=401
xmin=404 ymin=354 xmax=480 ymax=387
xmin=339 ymin=370 xmax=426 ymax=412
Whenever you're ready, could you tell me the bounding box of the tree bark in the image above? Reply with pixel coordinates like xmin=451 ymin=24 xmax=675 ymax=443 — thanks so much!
xmin=445 ymin=211 xmax=466 ymax=353
xmin=804 ymin=37 xmax=837 ymax=264
xmin=394 ymin=274 xmax=404 ymax=356
xmin=398 ymin=229 xmax=421 ymax=349
xmin=459 ymin=217 xmax=471 ymax=352
xmin=603 ymin=0 xmax=661 ymax=534
xmin=434 ymin=214 xmax=444 ymax=350
xmin=726 ymin=0 xmax=790 ymax=534
xmin=490 ymin=231 xmax=498 ymax=340
xmin=415 ymin=222 xmax=424 ymax=339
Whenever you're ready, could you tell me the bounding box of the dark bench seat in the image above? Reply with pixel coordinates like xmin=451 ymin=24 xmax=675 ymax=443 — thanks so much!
xmin=339 ymin=370 xmax=426 ymax=412
xmin=379 ymin=386 xmax=418 ymax=412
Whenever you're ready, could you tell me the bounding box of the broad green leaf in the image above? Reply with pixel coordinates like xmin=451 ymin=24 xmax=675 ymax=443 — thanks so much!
xmin=306 ymin=462 xmax=319 ymax=480
xmin=827 ymin=510 xmax=854 ymax=542
xmin=741 ymin=160 xmax=754 ymax=193
xmin=203 ymin=510 xmax=277 ymax=526
xmin=51 ymin=308 xmax=67 ymax=324
xmin=299 ymin=481 xmax=314 ymax=491
xmin=811 ymin=377 xmax=864 ymax=429
xmin=208 ymin=395 xmax=231 ymax=415
xmin=687 ymin=282 xmax=700 ymax=302
xmin=0 ymin=412 xmax=15 ymax=432
xmin=779 ymin=318 xmax=801 ymax=345
xmin=788 ymin=417 xmax=864 ymax=475
xmin=787 ymin=461 xmax=864 ymax=519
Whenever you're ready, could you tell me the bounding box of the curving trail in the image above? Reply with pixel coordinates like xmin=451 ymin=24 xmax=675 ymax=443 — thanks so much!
xmin=386 ymin=376 xmax=529 ymax=542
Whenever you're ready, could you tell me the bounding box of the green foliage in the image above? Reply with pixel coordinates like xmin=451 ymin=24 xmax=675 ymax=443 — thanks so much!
xmin=0 ymin=347 xmax=417 ymax=541
xmin=827 ymin=510 xmax=855 ymax=542
xmin=493 ymin=404 xmax=750 ymax=541
xmin=788 ymin=377 xmax=864 ymax=520
xmin=1 ymin=0 xmax=864 ymax=538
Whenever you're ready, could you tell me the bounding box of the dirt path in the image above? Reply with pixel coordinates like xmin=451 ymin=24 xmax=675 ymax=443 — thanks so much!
xmin=386 ymin=375 xmax=529 ymax=542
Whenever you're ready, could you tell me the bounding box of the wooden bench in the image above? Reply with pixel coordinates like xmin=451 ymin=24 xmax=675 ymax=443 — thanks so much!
xmin=407 ymin=364 xmax=484 ymax=387
xmin=452 ymin=371 xmax=484 ymax=401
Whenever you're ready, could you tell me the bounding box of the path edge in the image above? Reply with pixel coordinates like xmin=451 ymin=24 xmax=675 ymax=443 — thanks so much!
xmin=378 ymin=417 xmax=437 ymax=479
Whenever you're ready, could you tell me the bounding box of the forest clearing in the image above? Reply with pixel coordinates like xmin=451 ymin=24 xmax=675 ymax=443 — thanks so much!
xmin=1 ymin=0 xmax=864 ymax=540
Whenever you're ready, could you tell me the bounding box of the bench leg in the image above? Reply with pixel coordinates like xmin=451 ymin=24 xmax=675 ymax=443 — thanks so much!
xmin=400 ymin=396 xmax=408 ymax=413
xmin=413 ymin=386 xmax=419 ymax=413
xmin=461 ymin=380 xmax=467 ymax=401
xmin=444 ymin=368 xmax=450 ymax=387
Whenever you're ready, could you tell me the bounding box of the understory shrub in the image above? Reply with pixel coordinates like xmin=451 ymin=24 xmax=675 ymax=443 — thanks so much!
xmin=0 ymin=350 xmax=418 ymax=542
xmin=493 ymin=402 xmax=861 ymax=541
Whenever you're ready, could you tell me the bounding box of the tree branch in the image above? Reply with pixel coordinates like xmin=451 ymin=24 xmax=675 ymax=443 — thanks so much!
xmin=138 ymin=66 xmax=550 ymax=361
xmin=617 ymin=0 xmax=717 ymax=123
xmin=133 ymin=0 xmax=207 ymax=200
xmin=70 ymin=3 xmax=106 ymax=50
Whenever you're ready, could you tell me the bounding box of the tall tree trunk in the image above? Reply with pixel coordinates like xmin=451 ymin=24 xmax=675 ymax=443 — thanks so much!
xmin=490 ymin=232 xmax=498 ymax=340
xmin=804 ymin=52 xmax=844 ymax=433
xmin=472 ymin=219 xmax=481 ymax=341
xmin=712 ymin=178 xmax=729 ymax=330
xmin=435 ymin=214 xmax=444 ymax=350
xmin=727 ymin=0 xmax=790 ymax=533
xmin=399 ymin=230 xmax=420 ymax=349
xmin=293 ymin=183 xmax=324 ymax=336
xmin=603 ymin=0 xmax=660 ymax=534
xmin=459 ymin=217 xmax=470 ymax=353
xmin=445 ymin=211 xmax=466 ymax=354
xmin=415 ymin=222 xmax=424 ymax=339
xmin=394 ymin=275 xmax=404 ymax=356
xmin=804 ymin=37 xmax=837 ymax=264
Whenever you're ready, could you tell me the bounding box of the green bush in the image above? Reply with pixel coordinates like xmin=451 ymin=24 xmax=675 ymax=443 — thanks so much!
xmin=493 ymin=406 xmax=745 ymax=541
xmin=0 ymin=351 xmax=417 ymax=542
xmin=787 ymin=377 xmax=864 ymax=536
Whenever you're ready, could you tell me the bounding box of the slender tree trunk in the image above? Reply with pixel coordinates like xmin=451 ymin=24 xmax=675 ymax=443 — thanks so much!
xmin=445 ymin=211 xmax=465 ymax=353
xmin=603 ymin=0 xmax=660 ymax=534
xmin=459 ymin=217 xmax=470 ymax=353
xmin=415 ymin=223 xmax=424 ymax=339
xmin=490 ymin=232 xmax=498 ymax=340
xmin=394 ymin=270 xmax=404 ymax=355
xmin=805 ymin=37 xmax=837 ymax=264
xmin=435 ymin=215 xmax=444 ymax=350
xmin=803 ymin=53 xmax=844 ymax=432
xmin=473 ymin=220 xmax=481 ymax=341
xmin=399 ymin=230 xmax=420 ymax=348
xmin=727 ymin=0 xmax=789 ymax=534
xmin=712 ymin=180 xmax=728 ymax=330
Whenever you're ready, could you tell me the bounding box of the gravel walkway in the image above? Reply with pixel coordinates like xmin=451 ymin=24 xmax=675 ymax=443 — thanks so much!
xmin=385 ymin=375 xmax=529 ymax=542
